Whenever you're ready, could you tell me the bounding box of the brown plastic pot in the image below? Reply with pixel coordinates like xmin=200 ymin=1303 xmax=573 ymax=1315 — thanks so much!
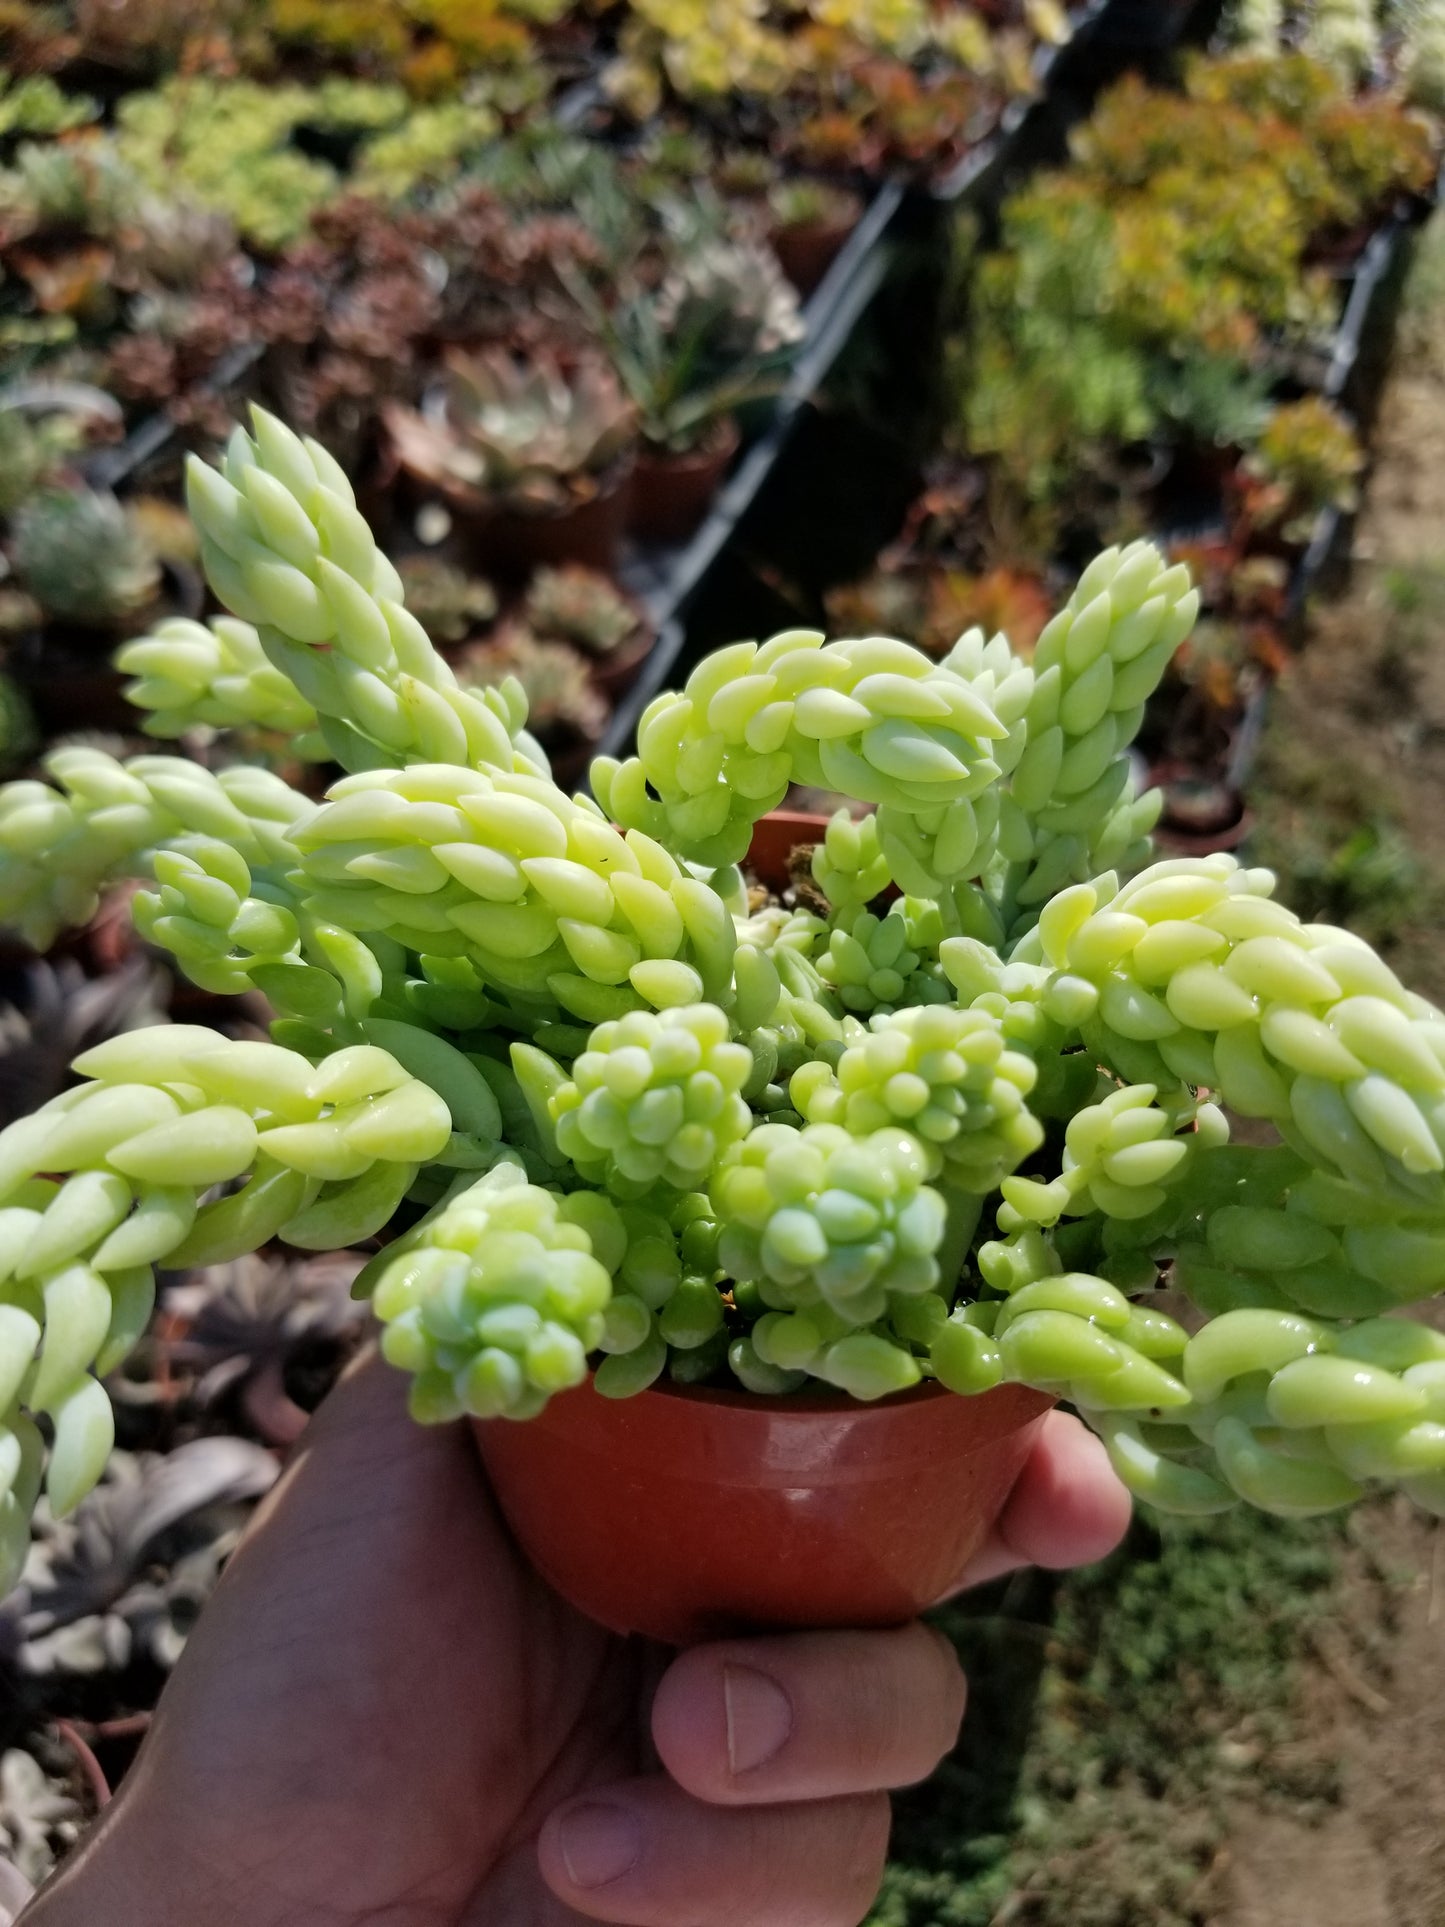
xmin=453 ymin=466 xmax=636 ymax=582
xmin=770 ymin=203 xmax=861 ymax=298
xmin=473 ymin=1377 xmax=1053 ymax=1644
xmin=629 ymin=420 xmax=740 ymax=548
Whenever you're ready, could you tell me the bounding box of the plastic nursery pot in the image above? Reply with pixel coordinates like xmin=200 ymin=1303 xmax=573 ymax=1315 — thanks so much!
xmin=770 ymin=200 xmax=862 ymax=298
xmin=472 ymin=1378 xmax=1054 ymax=1644
xmin=744 ymin=805 xmax=827 ymax=895
xmin=628 ymin=419 xmax=741 ymax=549
xmin=454 ymin=465 xmax=636 ymax=583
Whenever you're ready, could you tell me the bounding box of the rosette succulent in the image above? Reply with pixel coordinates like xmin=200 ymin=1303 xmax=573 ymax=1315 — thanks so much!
xmin=383 ymin=348 xmax=636 ymax=514
xmin=4 ymin=403 xmax=1445 ymax=1589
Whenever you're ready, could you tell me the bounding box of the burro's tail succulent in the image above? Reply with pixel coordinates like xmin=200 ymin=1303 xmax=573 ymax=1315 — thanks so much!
xmin=1 ymin=401 xmax=1444 ymax=1582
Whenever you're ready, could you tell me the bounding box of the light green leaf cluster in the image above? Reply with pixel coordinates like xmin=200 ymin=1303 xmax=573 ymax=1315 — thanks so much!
xmin=810 ymin=807 xmax=892 ymax=916
xmin=999 ymin=540 xmax=1198 ymax=916
xmin=793 ymin=1004 xmax=1044 ymax=1194
xmin=291 ymin=763 xmax=737 ymax=1022
xmin=713 ymin=1121 xmax=945 ymax=1319
xmin=185 ymin=407 xmax=544 ymax=777
xmin=0 ymin=745 xmax=310 ymax=954
xmin=116 ymin=615 xmax=323 ymax=751
xmin=591 ymin=626 xmax=1016 ymax=873
xmin=813 ymin=906 xmax=947 ymax=1016
xmin=1301 ymin=0 xmax=1379 ymax=82
xmin=1406 ymin=0 xmax=1445 ymax=112
xmin=373 ymin=1162 xmax=615 ymax=1423
xmin=0 ymin=1029 xmax=450 ymax=1566
xmin=549 ymin=1003 xmax=754 ymax=1193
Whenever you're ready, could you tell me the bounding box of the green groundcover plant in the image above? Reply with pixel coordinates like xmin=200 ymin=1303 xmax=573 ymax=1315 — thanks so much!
xmin=2 ymin=406 xmax=1445 ymax=1593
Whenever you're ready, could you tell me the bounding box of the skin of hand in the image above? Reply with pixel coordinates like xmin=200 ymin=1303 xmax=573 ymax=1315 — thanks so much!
xmin=20 ymin=1351 xmax=1130 ymax=1927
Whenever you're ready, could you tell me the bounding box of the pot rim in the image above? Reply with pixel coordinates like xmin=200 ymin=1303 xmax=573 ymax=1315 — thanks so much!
xmin=616 ymin=1375 xmax=960 ymax=1416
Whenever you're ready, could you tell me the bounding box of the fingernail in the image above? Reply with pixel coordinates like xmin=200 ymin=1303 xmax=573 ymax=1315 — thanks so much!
xmin=557 ymin=1802 xmax=641 ymax=1890
xmin=724 ymin=1664 xmax=794 ymax=1775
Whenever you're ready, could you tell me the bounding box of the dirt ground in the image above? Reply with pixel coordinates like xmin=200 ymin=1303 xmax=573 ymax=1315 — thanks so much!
xmin=1213 ymin=236 xmax=1445 ymax=1927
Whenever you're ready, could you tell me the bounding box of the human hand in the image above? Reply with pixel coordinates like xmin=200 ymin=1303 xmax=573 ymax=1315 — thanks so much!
xmin=21 ymin=1350 xmax=1129 ymax=1927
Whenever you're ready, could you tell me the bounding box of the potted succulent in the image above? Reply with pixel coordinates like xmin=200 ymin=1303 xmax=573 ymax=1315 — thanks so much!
xmin=3 ymin=484 xmax=169 ymax=734
xmin=7 ymin=408 xmax=1445 ymax=1650
xmin=571 ymin=238 xmax=805 ymax=546
xmin=1234 ymin=395 xmax=1365 ymax=549
xmin=382 ymin=346 xmax=638 ymax=576
xmin=765 ymin=175 xmax=863 ymax=296
xmin=521 ymin=562 xmax=656 ymax=699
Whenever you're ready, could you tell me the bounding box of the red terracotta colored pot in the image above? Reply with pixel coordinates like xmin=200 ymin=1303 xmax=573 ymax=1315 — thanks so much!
xmin=473 ymin=1377 xmax=1053 ymax=1644
xmin=629 ymin=420 xmax=740 ymax=549
xmin=745 ymin=807 xmax=832 ymax=890
xmin=455 ymin=466 xmax=635 ymax=582
xmin=770 ymin=209 xmax=860 ymax=298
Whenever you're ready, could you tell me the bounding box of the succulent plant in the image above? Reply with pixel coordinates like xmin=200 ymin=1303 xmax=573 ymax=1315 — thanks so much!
xmin=10 ymin=405 xmax=1445 ymax=1553
xmin=384 ymin=348 xmax=637 ymax=513
xmin=0 ymin=1747 xmax=79 ymax=1892
xmin=0 ymin=137 xmax=136 ymax=240
xmin=523 ymin=565 xmax=641 ymax=656
xmin=0 ymin=407 xmax=81 ymax=519
xmin=572 ymin=237 xmax=804 ymax=452
xmin=155 ymin=1250 xmax=369 ymax=1443
xmin=1406 ymin=0 xmax=1445 ymax=113
xmin=9 ymin=489 xmax=160 ymax=628
xmin=394 ymin=556 xmax=499 ymax=647
xmin=0 ymin=1437 xmax=278 ymax=1678
xmin=1244 ymin=395 xmax=1365 ymax=539
xmin=0 ymin=73 xmax=96 ymax=140
xmin=767 ymin=176 xmax=860 ymax=231
xmin=455 ymin=628 xmax=608 ymax=742
xmin=653 ymin=236 xmax=805 ymax=363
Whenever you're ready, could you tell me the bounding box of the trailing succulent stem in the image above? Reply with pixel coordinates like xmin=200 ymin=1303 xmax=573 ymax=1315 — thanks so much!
xmin=2 ymin=401 xmax=1445 ymax=1581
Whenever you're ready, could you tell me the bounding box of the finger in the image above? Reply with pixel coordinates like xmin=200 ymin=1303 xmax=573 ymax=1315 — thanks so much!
xmin=650 ymin=1622 xmax=965 ymax=1806
xmin=538 ymin=1776 xmax=890 ymax=1927
xmin=953 ymin=1409 xmax=1132 ymax=1590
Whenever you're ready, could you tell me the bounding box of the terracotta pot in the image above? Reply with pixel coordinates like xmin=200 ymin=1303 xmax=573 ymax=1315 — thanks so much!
xmin=770 ymin=208 xmax=859 ymax=298
xmin=473 ymin=1377 xmax=1053 ymax=1644
xmin=452 ymin=465 xmax=635 ymax=582
xmin=629 ymin=420 xmax=740 ymax=549
xmin=746 ymin=806 xmax=831 ymax=891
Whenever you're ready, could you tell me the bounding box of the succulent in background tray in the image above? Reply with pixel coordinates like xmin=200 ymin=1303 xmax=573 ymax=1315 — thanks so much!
xmin=8 ymin=488 xmax=160 ymax=630
xmin=154 ymin=1250 xmax=370 ymax=1446
xmin=384 ymin=346 xmax=637 ymax=514
xmin=454 ymin=624 xmax=608 ymax=748
xmin=1240 ymin=394 xmax=1365 ymax=542
xmin=0 ymin=74 xmax=97 ymax=141
xmin=574 ymin=236 xmax=804 ymax=455
xmin=523 ymin=565 xmax=641 ymax=658
xmin=394 ymin=555 xmax=499 ymax=647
